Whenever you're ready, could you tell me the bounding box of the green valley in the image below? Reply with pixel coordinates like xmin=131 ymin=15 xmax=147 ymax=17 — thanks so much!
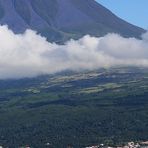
xmin=0 ymin=67 xmax=148 ymax=147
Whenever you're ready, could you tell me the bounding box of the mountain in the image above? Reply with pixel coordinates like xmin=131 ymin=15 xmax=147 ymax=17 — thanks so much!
xmin=0 ymin=0 xmax=145 ymax=42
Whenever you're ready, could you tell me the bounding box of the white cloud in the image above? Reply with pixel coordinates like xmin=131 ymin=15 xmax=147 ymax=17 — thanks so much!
xmin=0 ymin=25 xmax=148 ymax=79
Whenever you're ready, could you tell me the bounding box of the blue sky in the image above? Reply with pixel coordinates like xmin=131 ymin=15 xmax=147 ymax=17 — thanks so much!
xmin=96 ymin=0 xmax=148 ymax=29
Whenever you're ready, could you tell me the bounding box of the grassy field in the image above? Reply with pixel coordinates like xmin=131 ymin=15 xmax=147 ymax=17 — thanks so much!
xmin=0 ymin=67 xmax=148 ymax=147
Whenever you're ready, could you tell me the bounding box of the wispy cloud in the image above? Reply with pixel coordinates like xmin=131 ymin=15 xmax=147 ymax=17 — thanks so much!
xmin=0 ymin=25 xmax=148 ymax=79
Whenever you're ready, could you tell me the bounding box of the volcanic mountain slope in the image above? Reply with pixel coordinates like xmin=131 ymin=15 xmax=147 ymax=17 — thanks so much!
xmin=0 ymin=0 xmax=145 ymax=42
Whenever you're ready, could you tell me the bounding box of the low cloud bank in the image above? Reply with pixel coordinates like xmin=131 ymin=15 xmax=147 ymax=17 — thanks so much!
xmin=0 ymin=25 xmax=148 ymax=79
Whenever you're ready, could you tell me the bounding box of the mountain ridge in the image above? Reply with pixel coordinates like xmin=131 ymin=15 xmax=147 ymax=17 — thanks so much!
xmin=0 ymin=0 xmax=145 ymax=42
